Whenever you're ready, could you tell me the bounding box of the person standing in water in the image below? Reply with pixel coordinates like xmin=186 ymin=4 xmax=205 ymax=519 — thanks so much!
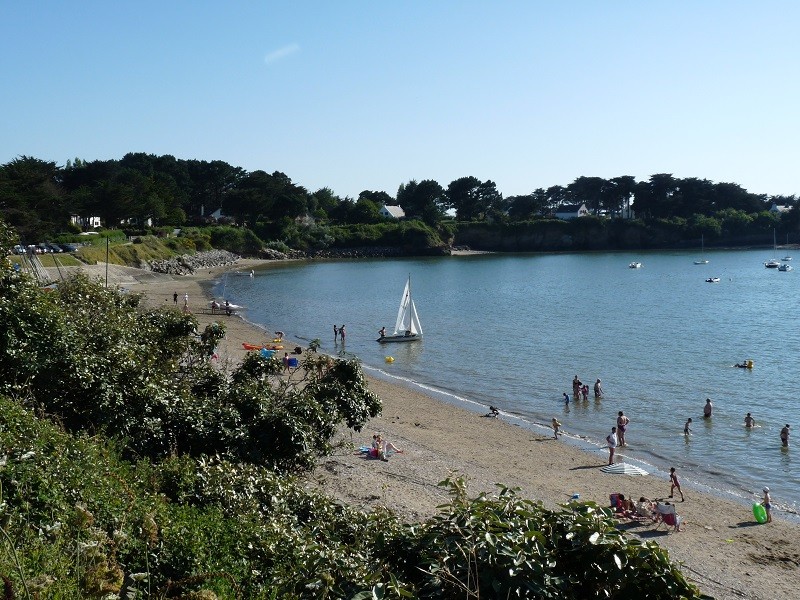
xmin=552 ymin=418 xmax=561 ymax=439
xmin=744 ymin=413 xmax=755 ymax=428
xmin=339 ymin=325 xmax=346 ymax=343
xmin=333 ymin=325 xmax=338 ymax=341
xmin=780 ymin=424 xmax=790 ymax=447
xmin=703 ymin=398 xmax=713 ymax=418
xmin=563 ymin=392 xmax=570 ymax=405
xmin=616 ymin=411 xmax=630 ymax=446
xmin=684 ymin=418 xmax=692 ymax=435
xmin=594 ymin=378 xmax=603 ymax=399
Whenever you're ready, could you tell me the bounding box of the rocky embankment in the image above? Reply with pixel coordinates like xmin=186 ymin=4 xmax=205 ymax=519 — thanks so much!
xmin=146 ymin=250 xmax=242 ymax=275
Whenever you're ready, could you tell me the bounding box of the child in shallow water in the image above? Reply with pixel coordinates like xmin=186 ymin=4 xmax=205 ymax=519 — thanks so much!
xmin=552 ymin=418 xmax=561 ymax=439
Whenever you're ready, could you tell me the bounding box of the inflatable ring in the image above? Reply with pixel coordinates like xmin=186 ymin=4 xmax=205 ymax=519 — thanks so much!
xmin=752 ymin=503 xmax=767 ymax=524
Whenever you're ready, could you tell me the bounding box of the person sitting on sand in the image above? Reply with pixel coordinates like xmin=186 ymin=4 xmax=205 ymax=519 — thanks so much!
xmin=636 ymin=497 xmax=658 ymax=521
xmin=486 ymin=405 xmax=500 ymax=417
xmin=370 ymin=434 xmax=402 ymax=461
xmin=614 ymin=494 xmax=636 ymax=518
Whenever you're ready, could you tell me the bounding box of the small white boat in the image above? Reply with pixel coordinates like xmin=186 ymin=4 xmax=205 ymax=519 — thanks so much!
xmin=705 ymin=277 xmax=720 ymax=283
xmin=377 ymin=275 xmax=423 ymax=343
xmin=628 ymin=262 xmax=643 ymax=269
xmin=782 ymin=256 xmax=792 ymax=262
xmin=778 ymin=263 xmax=793 ymax=272
xmin=209 ymin=300 xmax=243 ymax=312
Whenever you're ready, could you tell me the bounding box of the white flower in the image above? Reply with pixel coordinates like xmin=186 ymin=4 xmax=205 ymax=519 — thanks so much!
xmin=130 ymin=572 xmax=148 ymax=582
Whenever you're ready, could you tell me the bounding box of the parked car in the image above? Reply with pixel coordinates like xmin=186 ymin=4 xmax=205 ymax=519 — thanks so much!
xmin=47 ymin=244 xmax=62 ymax=253
xmin=59 ymin=243 xmax=79 ymax=252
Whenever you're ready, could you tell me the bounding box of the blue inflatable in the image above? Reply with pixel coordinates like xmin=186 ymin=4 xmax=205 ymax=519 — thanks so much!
xmin=260 ymin=348 xmax=276 ymax=359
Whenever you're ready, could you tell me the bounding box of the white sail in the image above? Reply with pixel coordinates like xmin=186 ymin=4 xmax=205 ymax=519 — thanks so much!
xmin=379 ymin=275 xmax=423 ymax=342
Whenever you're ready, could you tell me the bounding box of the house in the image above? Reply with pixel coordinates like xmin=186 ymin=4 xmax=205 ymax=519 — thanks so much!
xmin=379 ymin=205 xmax=405 ymax=219
xmin=769 ymin=203 xmax=791 ymax=215
xmin=70 ymin=215 xmax=102 ymax=229
xmin=554 ymin=203 xmax=589 ymax=220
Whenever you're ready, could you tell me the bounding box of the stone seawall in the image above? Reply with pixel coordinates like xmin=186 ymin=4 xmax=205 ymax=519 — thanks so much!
xmin=146 ymin=250 xmax=242 ymax=275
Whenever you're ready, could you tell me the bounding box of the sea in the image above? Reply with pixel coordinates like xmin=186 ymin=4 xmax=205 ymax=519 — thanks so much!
xmin=214 ymin=248 xmax=799 ymax=515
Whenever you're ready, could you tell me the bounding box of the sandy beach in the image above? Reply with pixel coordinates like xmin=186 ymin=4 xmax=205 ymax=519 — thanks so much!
xmin=60 ymin=260 xmax=800 ymax=600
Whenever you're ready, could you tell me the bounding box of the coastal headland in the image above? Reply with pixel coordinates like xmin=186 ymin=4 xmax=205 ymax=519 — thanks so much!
xmin=54 ymin=259 xmax=799 ymax=600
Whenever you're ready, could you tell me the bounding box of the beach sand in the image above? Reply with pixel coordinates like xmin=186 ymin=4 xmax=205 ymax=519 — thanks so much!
xmin=59 ymin=261 xmax=800 ymax=600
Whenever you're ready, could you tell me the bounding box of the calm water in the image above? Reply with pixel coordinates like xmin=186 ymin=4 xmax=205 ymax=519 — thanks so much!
xmin=216 ymin=249 xmax=799 ymax=512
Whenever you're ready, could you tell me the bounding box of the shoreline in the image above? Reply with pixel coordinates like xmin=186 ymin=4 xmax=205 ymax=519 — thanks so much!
xmin=64 ymin=261 xmax=800 ymax=600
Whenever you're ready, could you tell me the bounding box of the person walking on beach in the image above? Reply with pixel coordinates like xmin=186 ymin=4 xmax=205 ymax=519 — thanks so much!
xmin=173 ymin=291 xmax=178 ymax=305
xmin=333 ymin=325 xmax=338 ymax=341
xmin=780 ymin=424 xmax=790 ymax=447
xmin=762 ymin=487 xmax=773 ymax=523
xmin=594 ymin=378 xmax=603 ymax=399
xmin=703 ymin=398 xmax=713 ymax=418
xmin=616 ymin=411 xmax=629 ymax=446
xmin=552 ymin=418 xmax=562 ymax=439
xmin=283 ymin=352 xmax=290 ymax=372
xmin=669 ymin=467 xmax=685 ymax=501
xmin=606 ymin=427 xmax=618 ymax=465
xmin=744 ymin=413 xmax=755 ymax=428
xmin=684 ymin=418 xmax=692 ymax=435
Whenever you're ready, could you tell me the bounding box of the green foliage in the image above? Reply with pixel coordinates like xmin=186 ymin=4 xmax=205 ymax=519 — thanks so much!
xmin=205 ymin=225 xmax=263 ymax=255
xmin=367 ymin=478 xmax=702 ymax=599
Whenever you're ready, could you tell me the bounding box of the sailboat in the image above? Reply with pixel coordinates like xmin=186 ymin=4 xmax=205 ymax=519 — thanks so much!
xmin=782 ymin=234 xmax=792 ymax=262
xmin=377 ymin=275 xmax=423 ymax=343
xmin=693 ymin=234 xmax=709 ymax=264
xmin=765 ymin=229 xmax=780 ymax=268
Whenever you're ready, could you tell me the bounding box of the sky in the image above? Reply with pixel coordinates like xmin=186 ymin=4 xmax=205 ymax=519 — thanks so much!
xmin=2 ymin=1 xmax=800 ymax=200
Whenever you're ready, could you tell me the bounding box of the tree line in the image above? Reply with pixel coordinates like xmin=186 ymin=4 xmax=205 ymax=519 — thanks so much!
xmin=1 ymin=152 xmax=797 ymax=244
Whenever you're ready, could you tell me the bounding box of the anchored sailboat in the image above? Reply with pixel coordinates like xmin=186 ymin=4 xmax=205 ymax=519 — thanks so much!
xmin=694 ymin=234 xmax=709 ymax=264
xmin=377 ymin=275 xmax=423 ymax=343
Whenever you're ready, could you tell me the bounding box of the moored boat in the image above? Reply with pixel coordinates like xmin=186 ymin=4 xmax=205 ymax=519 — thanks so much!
xmin=377 ymin=275 xmax=423 ymax=343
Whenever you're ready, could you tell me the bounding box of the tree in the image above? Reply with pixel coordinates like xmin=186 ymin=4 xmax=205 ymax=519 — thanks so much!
xmin=397 ymin=179 xmax=446 ymax=226
xmin=566 ymin=176 xmax=606 ymax=214
xmin=632 ymin=174 xmax=679 ymax=219
xmin=446 ymin=176 xmax=503 ymax=221
xmin=605 ymin=176 xmax=637 ymax=216
xmin=507 ymin=189 xmax=548 ymax=220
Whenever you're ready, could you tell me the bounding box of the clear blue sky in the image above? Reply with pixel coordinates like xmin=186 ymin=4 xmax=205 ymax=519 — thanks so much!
xmin=2 ymin=1 xmax=799 ymax=200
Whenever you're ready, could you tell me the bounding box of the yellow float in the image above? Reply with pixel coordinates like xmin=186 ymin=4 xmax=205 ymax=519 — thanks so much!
xmin=385 ymin=356 xmax=394 ymax=363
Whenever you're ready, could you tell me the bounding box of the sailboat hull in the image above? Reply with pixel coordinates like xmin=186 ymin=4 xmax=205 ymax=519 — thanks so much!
xmin=377 ymin=333 xmax=421 ymax=343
